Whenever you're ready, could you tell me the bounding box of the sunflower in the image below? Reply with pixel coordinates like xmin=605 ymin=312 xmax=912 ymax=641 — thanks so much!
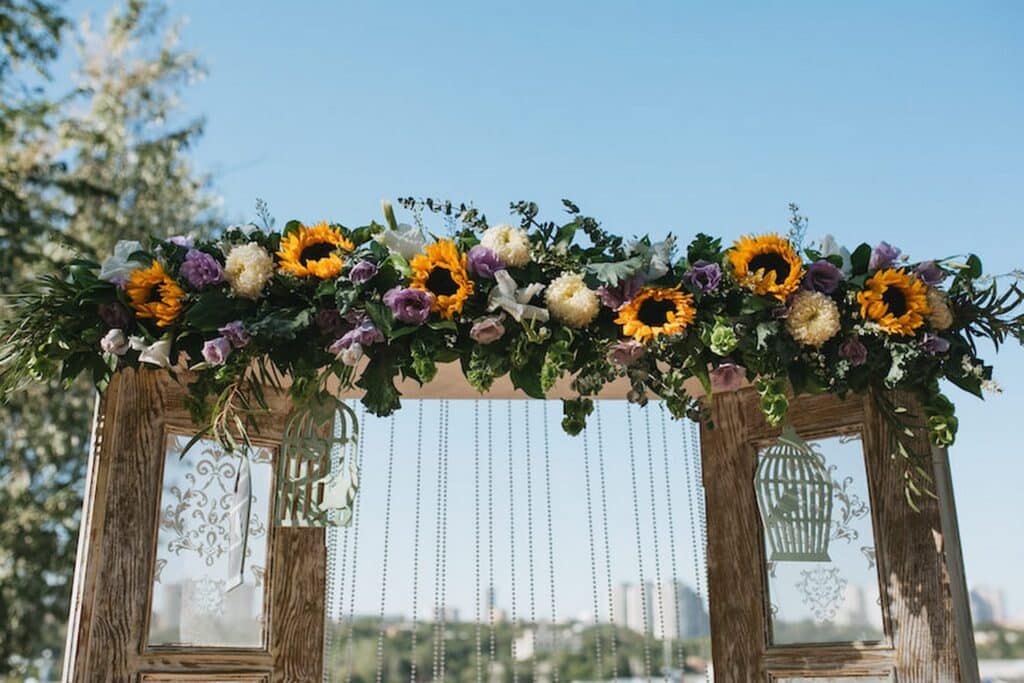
xmin=409 ymin=239 xmax=474 ymax=319
xmin=615 ymin=287 xmax=696 ymax=343
xmin=857 ymin=268 xmax=930 ymax=336
xmin=277 ymin=221 xmax=355 ymax=278
xmin=126 ymin=260 xmax=186 ymax=327
xmin=727 ymin=233 xmax=804 ymax=301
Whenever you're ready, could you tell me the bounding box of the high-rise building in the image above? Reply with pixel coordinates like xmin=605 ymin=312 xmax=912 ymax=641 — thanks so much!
xmin=614 ymin=581 xmax=655 ymax=634
xmin=970 ymin=585 xmax=1007 ymax=626
xmin=653 ymin=580 xmax=709 ymax=640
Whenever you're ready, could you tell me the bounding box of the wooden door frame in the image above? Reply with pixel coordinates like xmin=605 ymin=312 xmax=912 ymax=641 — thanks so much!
xmin=62 ymin=369 xmax=326 ymax=682
xmin=699 ymin=388 xmax=977 ymax=682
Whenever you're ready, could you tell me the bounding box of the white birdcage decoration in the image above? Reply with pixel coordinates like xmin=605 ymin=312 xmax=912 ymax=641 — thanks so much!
xmin=755 ymin=425 xmax=834 ymax=562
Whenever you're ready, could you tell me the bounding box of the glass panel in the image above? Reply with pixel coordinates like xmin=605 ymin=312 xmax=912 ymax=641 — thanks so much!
xmin=148 ymin=434 xmax=274 ymax=648
xmin=759 ymin=433 xmax=885 ymax=645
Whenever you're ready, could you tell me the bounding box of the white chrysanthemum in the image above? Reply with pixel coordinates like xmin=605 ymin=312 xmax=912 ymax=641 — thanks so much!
xmin=481 ymin=224 xmax=531 ymax=267
xmin=925 ymin=287 xmax=953 ymax=330
xmin=786 ymin=290 xmax=841 ymax=347
xmin=545 ymin=272 xmax=599 ymax=328
xmin=224 ymin=242 xmax=275 ymax=300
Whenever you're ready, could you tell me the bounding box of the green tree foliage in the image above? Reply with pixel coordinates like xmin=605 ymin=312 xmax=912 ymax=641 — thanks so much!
xmin=0 ymin=1 xmax=219 ymax=676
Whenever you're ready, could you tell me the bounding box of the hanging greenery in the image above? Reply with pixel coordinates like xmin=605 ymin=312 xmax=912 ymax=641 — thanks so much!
xmin=1 ymin=198 xmax=1022 ymax=502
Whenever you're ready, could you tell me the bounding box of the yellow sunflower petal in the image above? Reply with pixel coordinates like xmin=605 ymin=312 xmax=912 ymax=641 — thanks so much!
xmin=615 ymin=287 xmax=696 ymax=344
xmin=126 ymin=260 xmax=185 ymax=327
xmin=277 ymin=221 xmax=354 ymax=278
xmin=727 ymin=233 xmax=804 ymax=301
xmin=409 ymin=239 xmax=474 ymax=320
xmin=857 ymin=268 xmax=930 ymax=336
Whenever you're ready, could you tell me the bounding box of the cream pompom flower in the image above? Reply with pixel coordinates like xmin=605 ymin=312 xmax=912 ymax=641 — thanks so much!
xmin=224 ymin=242 xmax=275 ymax=300
xmin=545 ymin=272 xmax=599 ymax=328
xmin=925 ymin=287 xmax=953 ymax=330
xmin=786 ymin=290 xmax=842 ymax=347
xmin=481 ymin=224 xmax=531 ymax=267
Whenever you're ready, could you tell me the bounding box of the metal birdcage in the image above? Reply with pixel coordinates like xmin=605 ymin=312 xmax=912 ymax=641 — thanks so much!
xmin=755 ymin=425 xmax=834 ymax=563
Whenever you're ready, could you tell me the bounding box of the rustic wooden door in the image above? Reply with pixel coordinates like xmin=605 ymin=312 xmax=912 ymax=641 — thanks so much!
xmin=700 ymin=388 xmax=977 ymax=682
xmin=62 ymin=369 xmax=325 ymax=682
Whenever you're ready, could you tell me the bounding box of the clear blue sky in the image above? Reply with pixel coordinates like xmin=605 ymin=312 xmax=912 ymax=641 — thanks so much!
xmin=66 ymin=0 xmax=1024 ymax=621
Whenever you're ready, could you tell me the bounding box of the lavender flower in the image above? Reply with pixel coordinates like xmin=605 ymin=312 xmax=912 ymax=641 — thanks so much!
xmin=201 ymin=337 xmax=232 ymax=366
xmin=315 ymin=308 xmax=346 ymax=337
xmin=597 ymin=275 xmax=643 ymax=310
xmin=921 ymin=332 xmax=951 ymax=355
xmin=607 ymin=339 xmax=645 ymax=366
xmin=839 ymin=337 xmax=868 ymax=366
xmin=98 ymin=302 xmax=133 ymax=329
xmin=218 ymin=321 xmax=250 ymax=349
xmin=180 ymin=249 xmax=224 ymax=289
xmin=467 ymin=245 xmax=505 ymax=279
xmin=710 ymin=362 xmax=746 ymax=392
xmin=470 ymin=317 xmax=506 ymax=344
xmin=383 ymin=287 xmax=434 ymax=325
xmin=331 ymin=320 xmax=384 ymax=351
xmin=349 ymin=260 xmax=379 ymax=284
xmin=869 ymin=241 xmax=901 ymax=271
xmin=803 ymin=259 xmax=844 ymax=294
xmin=100 ymin=329 xmax=129 ymax=356
xmin=915 ymin=260 xmax=946 ymax=286
xmin=683 ymin=261 xmax=722 ymax=294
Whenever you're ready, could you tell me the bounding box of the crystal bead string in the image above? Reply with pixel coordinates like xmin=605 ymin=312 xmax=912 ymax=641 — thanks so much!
xmin=324 ymin=402 xmax=351 ymax=683
xmin=343 ymin=404 xmax=368 ymax=683
xmin=523 ymin=402 xmax=539 ymax=681
xmin=642 ymin=408 xmax=669 ymax=681
xmin=541 ymin=403 xmax=560 ymax=683
xmin=506 ymin=400 xmax=520 ymax=683
xmin=594 ymin=402 xmax=620 ymax=679
xmin=658 ymin=404 xmax=686 ymax=671
xmin=687 ymin=419 xmax=711 ymax=683
xmin=409 ymin=401 xmax=425 ymax=683
xmin=432 ymin=401 xmax=452 ymax=682
xmin=374 ymin=414 xmax=398 ymax=683
xmin=474 ymin=400 xmax=483 ymax=683
xmin=439 ymin=400 xmax=452 ymax=680
xmin=625 ymin=405 xmax=653 ymax=681
xmin=486 ymin=401 xmax=497 ymax=674
xmin=431 ymin=402 xmax=446 ymax=682
xmin=580 ymin=419 xmax=606 ymax=680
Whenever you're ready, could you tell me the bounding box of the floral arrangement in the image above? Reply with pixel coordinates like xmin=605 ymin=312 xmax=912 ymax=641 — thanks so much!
xmin=2 ymin=199 xmax=1022 ymax=503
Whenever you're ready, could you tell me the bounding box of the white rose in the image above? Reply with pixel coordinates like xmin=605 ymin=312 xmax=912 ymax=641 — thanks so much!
xmin=545 ymin=272 xmax=600 ymax=328
xmin=481 ymin=224 xmax=531 ymax=267
xmin=130 ymin=336 xmax=174 ymax=368
xmin=224 ymin=242 xmax=275 ymax=300
xmin=100 ymin=329 xmax=129 ymax=356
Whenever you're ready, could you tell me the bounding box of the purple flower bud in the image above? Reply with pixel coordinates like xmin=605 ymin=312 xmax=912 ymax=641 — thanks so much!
xmin=98 ymin=302 xmax=134 ymax=329
xmin=839 ymin=337 xmax=868 ymax=367
xmin=315 ymin=308 xmax=346 ymax=336
xmin=607 ymin=339 xmax=645 ymax=366
xmin=180 ymin=249 xmax=225 ymax=289
xmin=218 ymin=320 xmax=250 ymax=349
xmin=869 ymin=241 xmax=901 ymax=271
xmin=915 ymin=260 xmax=946 ymax=286
xmin=683 ymin=261 xmax=723 ymax=294
xmin=383 ymin=287 xmax=435 ymax=325
xmin=710 ymin=362 xmax=746 ymax=392
xmin=201 ymin=337 xmax=232 ymax=366
xmin=803 ymin=259 xmax=844 ymax=294
xmin=467 ymin=245 xmax=505 ymax=279
xmin=597 ymin=275 xmax=644 ymax=310
xmin=331 ymin=320 xmax=383 ymax=351
xmin=349 ymin=260 xmax=379 ymax=284
xmin=470 ymin=317 xmax=506 ymax=344
xmin=920 ymin=332 xmax=951 ymax=355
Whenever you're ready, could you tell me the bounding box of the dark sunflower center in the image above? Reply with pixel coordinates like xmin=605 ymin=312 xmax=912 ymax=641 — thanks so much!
xmin=426 ymin=267 xmax=458 ymax=296
xmin=637 ymin=298 xmax=675 ymax=327
xmin=882 ymin=287 xmax=907 ymax=316
xmin=299 ymin=242 xmax=335 ymax=264
xmin=145 ymin=284 xmax=162 ymax=304
xmin=748 ymin=252 xmax=791 ymax=280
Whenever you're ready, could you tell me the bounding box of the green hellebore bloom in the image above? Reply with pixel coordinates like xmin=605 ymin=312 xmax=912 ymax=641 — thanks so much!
xmin=708 ymin=321 xmax=739 ymax=356
xmin=928 ymin=414 xmax=958 ymax=447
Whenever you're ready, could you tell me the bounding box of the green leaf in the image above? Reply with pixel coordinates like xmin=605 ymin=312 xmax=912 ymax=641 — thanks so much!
xmin=851 ymin=243 xmax=871 ymax=275
xmin=283 ymin=220 xmax=303 ymax=237
xmin=555 ymin=221 xmax=578 ymax=248
xmin=248 ymin=308 xmax=312 ymax=340
xmin=427 ymin=319 xmax=458 ymax=332
xmin=357 ymin=351 xmax=402 ymax=416
xmin=364 ymin=300 xmax=394 ymax=337
xmin=965 ymin=253 xmax=983 ymax=279
xmin=510 ymin=356 xmax=546 ymax=399
xmin=587 ymin=256 xmax=644 ymax=286
xmin=185 ymin=291 xmax=249 ymax=331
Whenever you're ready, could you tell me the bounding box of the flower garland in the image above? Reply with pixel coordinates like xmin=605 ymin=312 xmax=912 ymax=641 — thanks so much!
xmin=2 ymin=198 xmax=1022 ymax=503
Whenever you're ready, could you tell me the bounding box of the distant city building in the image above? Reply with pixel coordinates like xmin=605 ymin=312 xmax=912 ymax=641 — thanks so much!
xmin=614 ymin=581 xmax=654 ymax=634
xmin=513 ymin=624 xmax=582 ymax=661
xmin=432 ymin=605 xmax=461 ymax=624
xmin=614 ymin=580 xmax=708 ymax=639
xmin=834 ymin=583 xmax=880 ymax=627
xmin=970 ymin=585 xmax=1007 ymax=626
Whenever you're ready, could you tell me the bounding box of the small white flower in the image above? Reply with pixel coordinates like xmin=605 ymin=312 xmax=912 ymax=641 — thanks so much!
xmin=786 ymin=291 xmax=841 ymax=347
xmin=100 ymin=329 xmax=129 ymax=356
xmin=481 ymin=224 xmax=531 ymax=267
xmin=487 ymin=270 xmax=549 ymax=322
xmin=545 ymin=272 xmax=599 ymax=328
xmin=338 ymin=342 xmax=364 ymax=367
xmin=224 ymin=242 xmax=275 ymax=300
xmin=130 ymin=336 xmax=174 ymax=368
xmin=99 ymin=240 xmax=145 ymax=282
xmin=981 ymin=378 xmax=1003 ymax=394
xmin=376 ymin=222 xmax=428 ymax=261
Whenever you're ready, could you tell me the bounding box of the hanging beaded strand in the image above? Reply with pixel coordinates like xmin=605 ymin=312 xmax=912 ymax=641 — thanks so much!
xmin=473 ymin=400 xmax=484 ymax=683
xmin=642 ymin=408 xmax=669 ymax=682
xmin=409 ymin=401 xmax=425 ymax=683
xmin=506 ymin=400 xmax=520 ymax=683
xmin=658 ymin=404 xmax=687 ymax=671
xmin=522 ymin=402 xmax=539 ymax=681
xmin=374 ymin=414 xmax=398 ymax=683
xmin=580 ymin=414 xmax=606 ymax=680
xmin=541 ymin=403 xmax=561 ymax=683
xmin=343 ymin=406 xmax=368 ymax=683
xmin=594 ymin=402 xmax=620 ymax=679
xmin=687 ymin=419 xmax=712 ymax=683
xmin=625 ymin=405 xmax=654 ymax=681
xmin=325 ymin=401 xmax=357 ymax=682
xmin=438 ymin=400 xmax=452 ymax=681
xmin=486 ymin=402 xmax=497 ymax=674
xmin=431 ymin=402 xmax=445 ymax=682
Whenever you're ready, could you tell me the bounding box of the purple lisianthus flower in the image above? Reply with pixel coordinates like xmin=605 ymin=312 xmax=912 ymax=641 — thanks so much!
xmin=336 ymin=320 xmax=384 ymax=350
xmin=683 ymin=261 xmax=723 ymax=294
xmin=98 ymin=302 xmax=134 ymax=329
xmin=607 ymin=339 xmax=645 ymax=366
xmin=710 ymin=362 xmax=746 ymax=392
xmin=315 ymin=308 xmax=346 ymax=336
xmin=180 ymin=249 xmax=224 ymax=289
xmin=218 ymin=320 xmax=250 ymax=349
xmin=470 ymin=316 xmax=506 ymax=344
xmin=869 ymin=241 xmax=902 ymax=271
xmin=201 ymin=337 xmax=232 ymax=366
xmin=920 ymin=332 xmax=951 ymax=355
xmin=803 ymin=259 xmax=844 ymax=294
xmin=383 ymin=287 xmax=435 ymax=325
xmin=597 ymin=275 xmax=644 ymax=310
xmin=915 ymin=260 xmax=946 ymax=286
xmin=467 ymin=245 xmax=505 ymax=279
xmin=349 ymin=260 xmax=379 ymax=284
xmin=839 ymin=337 xmax=868 ymax=367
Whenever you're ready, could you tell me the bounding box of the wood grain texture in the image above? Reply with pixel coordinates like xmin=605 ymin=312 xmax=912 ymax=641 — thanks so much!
xmin=63 ymin=368 xmax=326 ymax=683
xmin=701 ymin=388 xmax=965 ymax=682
